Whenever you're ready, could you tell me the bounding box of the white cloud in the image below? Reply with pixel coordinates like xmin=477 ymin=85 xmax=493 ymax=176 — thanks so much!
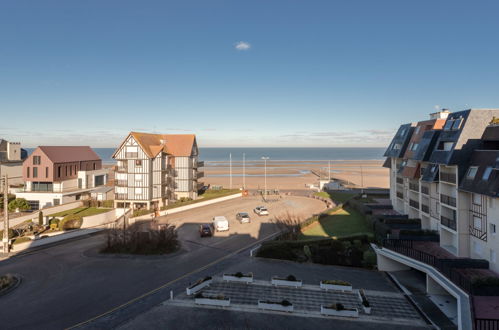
xmin=234 ymin=41 xmax=251 ymax=51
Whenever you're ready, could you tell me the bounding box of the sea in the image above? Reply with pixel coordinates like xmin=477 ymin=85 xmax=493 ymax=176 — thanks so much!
xmin=26 ymin=147 xmax=386 ymax=164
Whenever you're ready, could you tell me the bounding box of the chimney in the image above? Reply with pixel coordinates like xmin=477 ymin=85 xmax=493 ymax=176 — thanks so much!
xmin=430 ymin=108 xmax=451 ymax=120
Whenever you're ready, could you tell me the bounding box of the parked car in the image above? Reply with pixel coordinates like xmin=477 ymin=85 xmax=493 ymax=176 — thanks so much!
xmin=236 ymin=212 xmax=251 ymax=224
xmin=199 ymin=224 xmax=213 ymax=237
xmin=253 ymin=206 xmax=269 ymax=216
xmin=212 ymin=216 xmax=230 ymax=232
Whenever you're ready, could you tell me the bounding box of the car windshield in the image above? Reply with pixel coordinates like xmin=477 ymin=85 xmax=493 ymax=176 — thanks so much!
xmin=240 ymin=213 xmax=248 ymax=216
xmin=261 ymin=208 xmax=267 ymax=211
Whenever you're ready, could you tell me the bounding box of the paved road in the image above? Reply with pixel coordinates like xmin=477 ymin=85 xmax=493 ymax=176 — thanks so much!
xmin=0 ymin=196 xmax=325 ymax=329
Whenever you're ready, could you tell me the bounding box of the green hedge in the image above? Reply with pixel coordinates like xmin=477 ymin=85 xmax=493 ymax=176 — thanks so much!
xmin=132 ymin=209 xmax=154 ymax=217
xmin=59 ymin=214 xmax=83 ymax=231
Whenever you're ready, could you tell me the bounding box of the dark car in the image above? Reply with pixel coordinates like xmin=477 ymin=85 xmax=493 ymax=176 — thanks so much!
xmin=236 ymin=212 xmax=251 ymax=224
xmin=199 ymin=224 xmax=213 ymax=237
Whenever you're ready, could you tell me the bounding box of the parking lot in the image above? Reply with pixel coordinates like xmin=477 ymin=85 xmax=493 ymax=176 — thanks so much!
xmin=157 ymin=195 xmax=326 ymax=252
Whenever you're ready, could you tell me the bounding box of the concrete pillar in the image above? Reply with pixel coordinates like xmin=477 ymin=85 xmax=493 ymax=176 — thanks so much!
xmin=376 ymin=253 xmax=411 ymax=271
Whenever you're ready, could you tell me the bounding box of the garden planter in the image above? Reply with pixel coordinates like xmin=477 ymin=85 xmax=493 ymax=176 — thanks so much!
xmin=195 ymin=297 xmax=230 ymax=307
xmin=320 ymin=282 xmax=352 ymax=292
xmin=321 ymin=306 xmax=359 ymax=318
xmin=186 ymin=278 xmax=212 ymax=295
xmin=258 ymin=301 xmax=294 ymax=312
xmin=223 ymin=274 xmax=253 ymax=284
xmin=362 ymin=306 xmax=371 ymax=314
xmin=271 ymin=278 xmax=302 ymax=288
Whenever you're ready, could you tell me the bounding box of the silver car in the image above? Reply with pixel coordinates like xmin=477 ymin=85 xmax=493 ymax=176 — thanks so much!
xmin=236 ymin=212 xmax=251 ymax=224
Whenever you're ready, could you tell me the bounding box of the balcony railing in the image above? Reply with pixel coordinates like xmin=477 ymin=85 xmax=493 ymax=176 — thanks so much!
xmin=440 ymin=172 xmax=456 ymax=184
xmin=440 ymin=194 xmax=457 ymax=207
xmin=421 ymin=186 xmax=429 ymax=195
xmin=409 ymin=199 xmax=419 ymax=209
xmin=197 ymin=171 xmax=204 ymax=179
xmin=441 ymin=215 xmax=457 ymax=230
xmin=115 ymin=193 xmax=127 ymax=200
xmin=409 ymin=183 xmax=419 ymax=192
xmin=396 ymin=177 xmax=404 ymax=184
xmin=117 ymin=166 xmax=128 ymax=173
xmin=396 ymin=191 xmax=403 ymax=199
xmin=421 ymin=204 xmax=429 ymax=214
xmin=196 ymin=161 xmax=204 ymax=168
xmin=116 ymin=180 xmax=127 ymax=186
xmin=125 ymin=152 xmax=138 ymax=159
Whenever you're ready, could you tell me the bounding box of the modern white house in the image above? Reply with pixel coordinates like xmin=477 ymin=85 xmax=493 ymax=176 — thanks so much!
xmin=112 ymin=132 xmax=203 ymax=210
xmin=15 ymin=146 xmax=109 ymax=210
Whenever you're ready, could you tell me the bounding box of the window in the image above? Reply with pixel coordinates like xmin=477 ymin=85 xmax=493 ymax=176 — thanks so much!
xmin=135 ymin=174 xmax=143 ymax=181
xmin=70 ymin=166 xmax=72 ymax=176
xmin=473 ymin=240 xmax=483 ymax=255
xmin=473 ymin=216 xmax=482 ymax=230
xmin=490 ymin=223 xmax=496 ymax=235
xmin=57 ymin=166 xmax=61 ymax=178
xmin=53 ymin=199 xmax=60 ymax=206
xmin=65 ymin=166 xmax=68 ymax=176
xmin=483 ymin=167 xmax=493 ymax=180
xmin=93 ymin=163 xmax=96 ymax=170
xmin=491 ymin=249 xmax=497 ymax=264
xmin=444 ymin=119 xmax=454 ymax=131
xmin=33 ymin=167 xmax=38 ymax=178
xmin=411 ymin=143 xmax=419 ymax=151
xmin=27 ymin=167 xmax=30 ymax=178
xmin=437 ymin=141 xmax=454 ymax=151
xmin=399 ymin=128 xmax=406 ymax=137
xmin=393 ymin=143 xmax=401 ymax=150
xmin=45 ymin=167 xmax=48 ymax=177
xmin=473 ymin=193 xmax=482 ymax=205
xmin=467 ymin=167 xmax=478 ymax=179
xmin=415 ymin=126 xmax=421 ymax=134
xmin=33 ymin=155 xmax=41 ymax=165
xmin=135 ymin=160 xmax=142 ymax=167
xmin=135 ymin=188 xmax=143 ymax=195
xmin=408 ymin=143 xmax=413 ymax=150
xmin=452 ymin=118 xmax=463 ymax=130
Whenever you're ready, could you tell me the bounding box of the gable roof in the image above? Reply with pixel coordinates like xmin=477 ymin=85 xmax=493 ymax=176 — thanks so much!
xmin=38 ymin=146 xmax=101 ymax=163
xmin=126 ymin=132 xmax=196 ymax=158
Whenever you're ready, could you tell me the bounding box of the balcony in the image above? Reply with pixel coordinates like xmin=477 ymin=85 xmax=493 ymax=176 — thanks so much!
xmin=409 ymin=199 xmax=419 ymax=210
xmin=409 ymin=182 xmax=419 ymax=192
xmin=396 ymin=177 xmax=404 ymax=185
xmin=440 ymin=194 xmax=457 ymax=207
xmin=196 ymin=171 xmax=204 ymax=179
xmin=196 ymin=161 xmax=204 ymax=168
xmin=441 ymin=215 xmax=457 ymax=230
xmin=440 ymin=172 xmax=456 ymax=184
xmin=396 ymin=191 xmax=403 ymax=199
xmin=421 ymin=204 xmax=429 ymax=214
xmin=115 ymin=193 xmax=127 ymax=200
xmin=116 ymin=180 xmax=127 ymax=186
xmin=421 ymin=185 xmax=429 ymax=195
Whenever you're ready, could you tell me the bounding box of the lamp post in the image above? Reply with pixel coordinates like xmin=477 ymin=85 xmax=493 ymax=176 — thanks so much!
xmin=261 ymin=157 xmax=269 ymax=195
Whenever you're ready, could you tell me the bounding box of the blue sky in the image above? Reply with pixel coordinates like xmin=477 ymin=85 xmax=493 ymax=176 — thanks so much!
xmin=1 ymin=0 xmax=499 ymax=148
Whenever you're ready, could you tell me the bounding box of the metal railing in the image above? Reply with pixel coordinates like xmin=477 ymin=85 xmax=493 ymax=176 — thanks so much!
xmin=396 ymin=191 xmax=404 ymax=199
xmin=396 ymin=177 xmax=404 ymax=184
xmin=421 ymin=204 xmax=429 ymax=214
xmin=409 ymin=183 xmax=419 ymax=192
xmin=441 ymin=194 xmax=457 ymax=207
xmin=197 ymin=171 xmax=204 ymax=179
xmin=116 ymin=166 xmax=128 ymax=173
xmin=196 ymin=161 xmax=204 ymax=168
xmin=421 ymin=186 xmax=429 ymax=195
xmin=440 ymin=172 xmax=456 ymax=184
xmin=409 ymin=199 xmax=419 ymax=209
xmin=441 ymin=215 xmax=457 ymax=230
xmin=115 ymin=193 xmax=127 ymax=200
xmin=116 ymin=180 xmax=127 ymax=186
xmin=475 ymin=319 xmax=499 ymax=330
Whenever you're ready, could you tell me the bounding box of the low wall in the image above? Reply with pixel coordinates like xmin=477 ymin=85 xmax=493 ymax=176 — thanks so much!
xmin=5 ymin=200 xmax=84 ymax=227
xmin=130 ymin=193 xmax=243 ymax=222
xmin=81 ymin=209 xmax=118 ymax=228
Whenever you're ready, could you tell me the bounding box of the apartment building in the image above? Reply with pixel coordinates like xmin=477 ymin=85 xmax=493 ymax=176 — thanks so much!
xmin=112 ymin=132 xmax=203 ymax=210
xmin=15 ymin=146 xmax=108 ymax=210
xmin=0 ymin=139 xmax=28 ymax=187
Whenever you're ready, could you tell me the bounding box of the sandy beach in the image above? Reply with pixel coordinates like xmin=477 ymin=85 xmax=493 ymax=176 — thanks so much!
xmin=202 ymin=160 xmax=389 ymax=190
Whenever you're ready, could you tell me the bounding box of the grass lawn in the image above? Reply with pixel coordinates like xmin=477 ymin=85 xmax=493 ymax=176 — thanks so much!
xmin=48 ymin=207 xmax=112 ymax=218
xmin=161 ymin=189 xmax=240 ymax=211
xmin=314 ymin=191 xmax=358 ymax=203
xmin=299 ymin=206 xmax=373 ymax=240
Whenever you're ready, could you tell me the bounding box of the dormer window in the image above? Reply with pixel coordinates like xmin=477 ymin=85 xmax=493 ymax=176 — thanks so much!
xmin=411 ymin=143 xmax=419 ymax=151
xmin=483 ymin=166 xmax=493 ymax=180
xmin=467 ymin=167 xmax=478 ymax=179
xmin=443 ymin=120 xmax=454 ymax=131
xmin=452 ymin=117 xmax=463 ymax=130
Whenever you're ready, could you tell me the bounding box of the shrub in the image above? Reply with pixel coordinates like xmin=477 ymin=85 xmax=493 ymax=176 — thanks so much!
xmin=38 ymin=211 xmax=44 ymax=226
xmin=334 ymin=303 xmax=344 ymax=311
xmin=235 ymin=272 xmax=243 ymax=278
xmin=59 ymin=214 xmax=83 ymax=231
xmin=363 ymin=250 xmax=377 ymax=268
xmin=286 ymin=274 xmax=297 ymax=281
xmin=7 ymin=198 xmax=30 ymax=212
xmin=132 ymin=209 xmax=154 ymax=217
xmin=256 ymin=243 xmax=297 ymax=260
xmin=0 ymin=274 xmax=16 ymax=290
xmin=101 ymin=200 xmax=114 ymax=208
xmin=194 ymin=292 xmax=204 ymax=298
xmin=13 ymin=237 xmax=31 ymax=245
xmin=322 ymin=280 xmax=351 ymax=286
xmin=281 ymin=300 xmax=292 ymax=306
xmin=0 ymin=229 xmax=15 ymax=239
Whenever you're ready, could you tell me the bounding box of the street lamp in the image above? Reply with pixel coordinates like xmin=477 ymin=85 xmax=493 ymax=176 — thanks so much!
xmin=261 ymin=157 xmax=269 ymax=195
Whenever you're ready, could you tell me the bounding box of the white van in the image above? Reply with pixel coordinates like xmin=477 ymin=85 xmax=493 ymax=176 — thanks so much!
xmin=212 ymin=216 xmax=229 ymax=232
